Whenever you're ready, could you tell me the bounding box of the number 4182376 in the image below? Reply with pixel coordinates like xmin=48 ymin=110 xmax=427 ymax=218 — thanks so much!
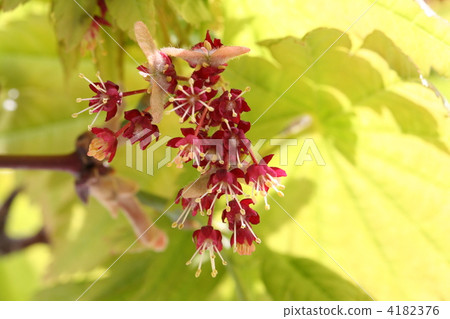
xmin=387 ymin=306 xmax=439 ymax=316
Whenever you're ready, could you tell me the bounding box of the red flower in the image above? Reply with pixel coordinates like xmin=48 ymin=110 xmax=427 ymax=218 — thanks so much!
xmin=74 ymin=74 xmax=122 ymax=127
xmin=87 ymin=127 xmax=118 ymax=162
xmin=192 ymin=30 xmax=224 ymax=51
xmin=186 ymin=226 xmax=227 ymax=277
xmin=137 ymin=51 xmax=177 ymax=94
xmin=167 ymin=128 xmax=208 ymax=169
xmin=211 ymin=120 xmax=251 ymax=167
xmin=202 ymin=168 xmax=245 ymax=211
xmin=191 ymin=65 xmax=225 ymax=87
xmin=222 ymin=199 xmax=260 ymax=227
xmin=230 ymin=226 xmax=260 ymax=256
xmin=122 ymin=109 xmax=159 ymax=150
xmin=167 ymin=78 xmax=217 ymax=123
xmin=222 ymin=199 xmax=261 ymax=255
xmin=172 ymin=189 xmax=216 ymax=229
xmin=209 ymin=88 xmax=251 ymax=126
xmin=245 ymin=154 xmax=287 ymax=209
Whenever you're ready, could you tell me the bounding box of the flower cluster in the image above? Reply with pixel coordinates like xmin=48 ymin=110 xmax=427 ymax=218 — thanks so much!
xmin=163 ymin=31 xmax=286 ymax=278
xmin=72 ymin=21 xmax=286 ymax=278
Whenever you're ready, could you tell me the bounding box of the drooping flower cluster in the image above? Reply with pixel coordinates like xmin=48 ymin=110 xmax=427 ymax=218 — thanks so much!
xmin=82 ymin=0 xmax=111 ymax=52
xmin=72 ymin=21 xmax=286 ymax=278
xmin=163 ymin=30 xmax=286 ymax=278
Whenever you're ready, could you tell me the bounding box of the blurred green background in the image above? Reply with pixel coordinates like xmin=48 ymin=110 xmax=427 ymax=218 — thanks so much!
xmin=0 ymin=0 xmax=449 ymax=300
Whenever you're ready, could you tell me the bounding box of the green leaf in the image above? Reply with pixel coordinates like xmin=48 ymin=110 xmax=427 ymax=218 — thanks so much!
xmin=51 ymin=0 xmax=96 ymax=74
xmin=51 ymin=0 xmax=95 ymax=52
xmin=224 ymin=28 xmax=450 ymax=300
xmin=223 ymin=0 xmax=450 ymax=77
xmin=0 ymin=4 xmax=90 ymax=154
xmin=0 ymin=0 xmax=29 ymax=11
xmin=35 ymin=227 xmax=225 ymax=300
xmin=167 ymin=0 xmax=212 ymax=26
xmin=107 ymin=0 xmax=155 ymax=38
xmin=361 ymin=30 xmax=419 ymax=80
xmin=261 ymin=249 xmax=371 ymax=300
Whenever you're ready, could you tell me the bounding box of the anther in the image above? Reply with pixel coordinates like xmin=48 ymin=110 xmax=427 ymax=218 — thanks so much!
xmin=204 ymin=41 xmax=212 ymax=51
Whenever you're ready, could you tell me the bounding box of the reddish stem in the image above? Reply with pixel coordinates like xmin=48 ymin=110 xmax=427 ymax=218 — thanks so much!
xmin=0 ymin=153 xmax=82 ymax=175
xmin=115 ymin=122 xmax=131 ymax=137
xmin=248 ymin=148 xmax=259 ymax=164
xmin=175 ymin=76 xmax=190 ymax=81
xmin=122 ymin=89 xmax=148 ymax=97
xmin=195 ymin=107 xmax=209 ymax=136
xmin=207 ymin=212 xmax=213 ymax=226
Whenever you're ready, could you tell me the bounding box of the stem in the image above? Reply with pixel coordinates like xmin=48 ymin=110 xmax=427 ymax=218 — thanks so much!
xmin=115 ymin=122 xmax=131 ymax=137
xmin=248 ymin=147 xmax=259 ymax=164
xmin=207 ymin=213 xmax=213 ymax=226
xmin=0 ymin=153 xmax=82 ymax=175
xmin=175 ymin=76 xmax=190 ymax=81
xmin=122 ymin=89 xmax=148 ymax=97
xmin=195 ymin=107 xmax=209 ymax=136
xmin=0 ymin=229 xmax=48 ymax=256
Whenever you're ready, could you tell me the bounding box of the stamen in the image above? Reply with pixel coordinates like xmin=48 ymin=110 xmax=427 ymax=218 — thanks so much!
xmin=264 ymin=196 xmax=270 ymax=210
xmin=195 ymin=249 xmax=205 ymax=277
xmin=199 ymin=100 xmax=214 ymax=112
xmin=181 ymin=107 xmax=191 ymax=122
xmin=95 ymin=71 xmax=107 ymax=90
xmin=233 ymin=223 xmax=237 ymax=252
xmin=186 ymin=244 xmax=203 ymax=265
xmin=214 ymin=246 xmax=228 ymax=265
xmin=87 ymin=110 xmax=101 ymax=130
xmin=204 ymin=40 xmax=212 ymax=51
xmin=209 ymin=247 xmax=217 ymax=277
xmin=79 ymin=73 xmax=106 ymax=93
xmin=237 ymin=86 xmax=251 ymax=98
xmin=88 ymin=102 xmax=105 ymax=114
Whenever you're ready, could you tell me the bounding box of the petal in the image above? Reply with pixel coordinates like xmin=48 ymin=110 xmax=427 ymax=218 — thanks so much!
xmin=210 ymin=46 xmax=250 ymax=66
xmin=124 ymin=109 xmax=141 ymax=121
xmin=134 ymin=21 xmax=158 ymax=69
xmin=260 ymin=154 xmax=275 ymax=165
xmin=161 ymin=47 xmax=206 ymax=66
xmin=182 ymin=171 xmax=212 ymax=199
xmin=180 ymin=127 xmax=196 ymax=137
xmin=271 ymin=167 xmax=287 ymax=177
xmin=167 ymin=137 xmax=182 ymax=148
xmin=149 ymin=79 xmax=166 ymax=124
xmin=105 ymin=109 xmax=116 ymax=122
